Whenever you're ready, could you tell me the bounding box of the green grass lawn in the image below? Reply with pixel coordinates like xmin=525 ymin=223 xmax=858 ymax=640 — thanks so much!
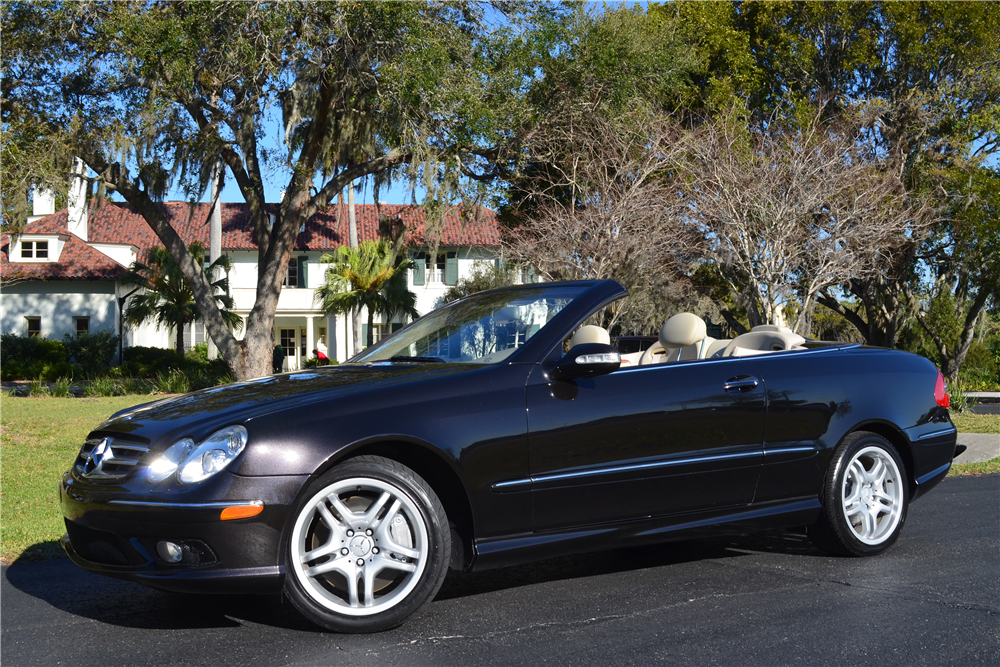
xmin=0 ymin=395 xmax=151 ymax=564
xmin=948 ymin=411 xmax=1000 ymax=476
xmin=950 ymin=411 xmax=1000 ymax=434
xmin=1 ymin=395 xmax=997 ymax=564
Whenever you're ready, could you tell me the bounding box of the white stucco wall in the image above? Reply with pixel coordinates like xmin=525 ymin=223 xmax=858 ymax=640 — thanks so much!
xmin=1 ymin=281 xmax=118 ymax=340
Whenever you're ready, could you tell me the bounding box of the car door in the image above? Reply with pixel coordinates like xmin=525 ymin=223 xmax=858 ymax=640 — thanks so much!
xmin=525 ymin=358 xmax=766 ymax=531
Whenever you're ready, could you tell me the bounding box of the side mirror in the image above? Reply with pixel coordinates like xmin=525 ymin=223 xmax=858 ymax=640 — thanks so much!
xmin=547 ymin=343 xmax=621 ymax=382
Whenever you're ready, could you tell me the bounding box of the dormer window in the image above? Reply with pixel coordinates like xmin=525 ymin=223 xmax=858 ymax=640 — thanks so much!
xmin=21 ymin=240 xmax=49 ymax=259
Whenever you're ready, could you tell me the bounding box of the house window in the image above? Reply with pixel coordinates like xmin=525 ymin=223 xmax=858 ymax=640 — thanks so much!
xmin=428 ymin=253 xmax=446 ymax=283
xmin=283 ymin=258 xmax=298 ymax=287
xmin=25 ymin=317 xmax=41 ymax=338
xmin=20 ymin=241 xmax=48 ymax=260
xmin=318 ymin=326 xmax=327 ymax=347
xmin=280 ymin=328 xmax=296 ymax=356
xmin=426 ymin=251 xmax=457 ymax=284
xmin=74 ymin=317 xmax=90 ymax=338
xmin=183 ymin=322 xmax=206 ymax=351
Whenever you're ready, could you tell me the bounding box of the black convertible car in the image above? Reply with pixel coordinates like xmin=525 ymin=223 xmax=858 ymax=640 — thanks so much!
xmin=61 ymin=280 xmax=958 ymax=633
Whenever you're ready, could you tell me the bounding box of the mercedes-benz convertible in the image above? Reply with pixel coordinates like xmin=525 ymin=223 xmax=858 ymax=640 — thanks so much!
xmin=60 ymin=280 xmax=958 ymax=633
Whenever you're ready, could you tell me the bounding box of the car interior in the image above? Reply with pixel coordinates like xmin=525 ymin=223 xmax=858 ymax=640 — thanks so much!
xmin=571 ymin=313 xmax=808 ymax=368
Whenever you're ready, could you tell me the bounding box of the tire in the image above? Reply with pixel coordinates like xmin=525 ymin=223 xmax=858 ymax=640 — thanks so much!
xmin=284 ymin=455 xmax=450 ymax=633
xmin=808 ymin=431 xmax=909 ymax=557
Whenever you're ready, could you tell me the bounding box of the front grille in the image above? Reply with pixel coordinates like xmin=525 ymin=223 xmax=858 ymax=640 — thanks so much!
xmin=74 ymin=437 xmax=149 ymax=481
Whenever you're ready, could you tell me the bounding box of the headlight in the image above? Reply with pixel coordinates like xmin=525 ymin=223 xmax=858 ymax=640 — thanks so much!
xmin=147 ymin=426 xmax=247 ymax=485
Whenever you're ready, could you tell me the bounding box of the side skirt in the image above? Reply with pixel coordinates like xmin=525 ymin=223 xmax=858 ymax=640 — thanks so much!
xmin=471 ymin=497 xmax=821 ymax=571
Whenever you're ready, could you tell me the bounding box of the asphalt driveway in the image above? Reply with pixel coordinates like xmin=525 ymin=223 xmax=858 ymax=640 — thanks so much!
xmin=2 ymin=474 xmax=997 ymax=667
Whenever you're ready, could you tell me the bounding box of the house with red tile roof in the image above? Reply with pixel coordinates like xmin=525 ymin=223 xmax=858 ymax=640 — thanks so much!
xmin=2 ymin=196 xmax=503 ymax=367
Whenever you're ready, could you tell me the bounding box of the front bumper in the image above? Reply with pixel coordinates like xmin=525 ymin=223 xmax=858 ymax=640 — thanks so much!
xmin=59 ymin=470 xmax=309 ymax=594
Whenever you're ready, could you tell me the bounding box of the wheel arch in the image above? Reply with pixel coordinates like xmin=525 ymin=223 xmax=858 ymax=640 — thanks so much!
xmin=307 ymin=437 xmax=476 ymax=571
xmin=845 ymin=420 xmax=916 ymax=496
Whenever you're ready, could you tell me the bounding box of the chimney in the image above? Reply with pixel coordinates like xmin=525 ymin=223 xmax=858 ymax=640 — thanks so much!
xmin=30 ymin=188 xmax=56 ymax=220
xmin=67 ymin=158 xmax=88 ymax=240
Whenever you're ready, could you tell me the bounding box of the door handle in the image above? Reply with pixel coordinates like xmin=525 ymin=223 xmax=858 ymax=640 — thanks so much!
xmin=723 ymin=375 xmax=759 ymax=393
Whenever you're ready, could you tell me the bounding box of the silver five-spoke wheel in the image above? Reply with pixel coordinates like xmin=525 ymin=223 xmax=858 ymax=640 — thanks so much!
xmin=290 ymin=477 xmax=428 ymax=615
xmin=840 ymin=446 xmax=903 ymax=545
xmin=284 ymin=456 xmax=450 ymax=633
xmin=809 ymin=431 xmax=910 ymax=557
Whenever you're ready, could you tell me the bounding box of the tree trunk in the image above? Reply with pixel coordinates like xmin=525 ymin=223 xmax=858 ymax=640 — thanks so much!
xmin=915 ymin=285 xmax=992 ymax=382
xmin=367 ymin=308 xmax=375 ymax=348
xmin=353 ymin=306 xmax=362 ymax=356
xmin=176 ymin=320 xmax=185 ymax=357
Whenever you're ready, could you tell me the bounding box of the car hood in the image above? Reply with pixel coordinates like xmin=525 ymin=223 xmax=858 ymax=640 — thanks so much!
xmin=93 ymin=363 xmax=486 ymax=445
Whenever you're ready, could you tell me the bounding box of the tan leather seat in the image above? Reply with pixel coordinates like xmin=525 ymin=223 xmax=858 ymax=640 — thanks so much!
xmin=722 ymin=329 xmax=806 ymax=357
xmin=706 ymin=339 xmax=731 ymax=358
xmin=639 ymin=313 xmax=715 ymax=365
xmin=569 ymin=325 xmax=611 ymax=349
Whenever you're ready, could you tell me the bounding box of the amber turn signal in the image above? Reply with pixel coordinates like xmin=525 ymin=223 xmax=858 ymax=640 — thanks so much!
xmin=220 ymin=504 xmax=264 ymax=521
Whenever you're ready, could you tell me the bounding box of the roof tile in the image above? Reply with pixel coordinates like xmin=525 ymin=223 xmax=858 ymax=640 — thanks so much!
xmin=2 ymin=202 xmax=499 ymax=282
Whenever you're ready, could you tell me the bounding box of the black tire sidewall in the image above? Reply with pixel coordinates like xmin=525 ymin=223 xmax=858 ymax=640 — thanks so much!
xmin=283 ymin=456 xmax=450 ymax=633
xmin=822 ymin=432 xmax=909 ymax=557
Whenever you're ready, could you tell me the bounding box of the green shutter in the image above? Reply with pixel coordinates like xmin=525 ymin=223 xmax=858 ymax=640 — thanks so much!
xmin=445 ymin=252 xmax=458 ymax=286
xmin=392 ymin=322 xmax=403 ymax=333
xmin=413 ymin=252 xmax=426 ymax=286
xmin=297 ymin=256 xmax=308 ymax=288
xmin=361 ymin=324 xmax=369 ymax=349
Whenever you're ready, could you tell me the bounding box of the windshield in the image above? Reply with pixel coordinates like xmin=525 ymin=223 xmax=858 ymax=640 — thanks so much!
xmin=354 ymin=284 xmax=588 ymax=364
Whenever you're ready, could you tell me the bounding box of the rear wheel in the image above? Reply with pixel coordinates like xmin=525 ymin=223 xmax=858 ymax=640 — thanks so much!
xmin=808 ymin=432 xmax=909 ymax=557
xmin=285 ymin=456 xmax=450 ymax=632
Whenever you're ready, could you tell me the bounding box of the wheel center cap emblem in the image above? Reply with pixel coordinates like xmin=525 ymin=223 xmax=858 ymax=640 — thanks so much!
xmin=861 ymin=487 xmax=874 ymax=504
xmin=349 ymin=536 xmax=372 ymax=557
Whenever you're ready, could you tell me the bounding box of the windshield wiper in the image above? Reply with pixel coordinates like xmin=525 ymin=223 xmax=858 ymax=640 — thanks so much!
xmin=388 ymin=355 xmax=446 ymax=363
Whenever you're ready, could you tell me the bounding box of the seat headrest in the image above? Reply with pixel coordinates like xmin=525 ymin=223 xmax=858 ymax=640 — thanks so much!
xmin=569 ymin=325 xmax=610 ymax=348
xmin=659 ymin=313 xmax=706 ymax=349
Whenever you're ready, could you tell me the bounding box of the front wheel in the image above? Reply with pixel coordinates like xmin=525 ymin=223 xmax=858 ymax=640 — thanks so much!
xmin=284 ymin=456 xmax=450 ymax=633
xmin=808 ymin=432 xmax=909 ymax=557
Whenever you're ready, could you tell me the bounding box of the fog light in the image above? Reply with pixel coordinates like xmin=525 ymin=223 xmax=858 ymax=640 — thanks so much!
xmin=157 ymin=540 xmax=183 ymax=563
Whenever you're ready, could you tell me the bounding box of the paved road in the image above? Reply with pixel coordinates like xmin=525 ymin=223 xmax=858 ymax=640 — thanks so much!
xmin=3 ymin=475 xmax=997 ymax=667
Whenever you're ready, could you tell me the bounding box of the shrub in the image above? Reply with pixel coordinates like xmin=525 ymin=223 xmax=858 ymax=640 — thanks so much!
xmin=48 ymin=377 xmax=72 ymax=397
xmin=122 ymin=346 xmax=183 ymax=378
xmin=155 ymin=369 xmax=191 ymax=394
xmin=64 ymin=332 xmax=120 ymax=377
xmin=0 ymin=334 xmax=68 ymax=380
xmin=86 ymin=376 xmax=122 ymax=397
xmin=27 ymin=377 xmax=46 ymax=396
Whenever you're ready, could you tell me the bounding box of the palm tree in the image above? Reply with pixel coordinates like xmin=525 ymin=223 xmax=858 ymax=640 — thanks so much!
xmin=121 ymin=242 xmax=243 ymax=355
xmin=316 ymin=239 xmax=418 ymax=353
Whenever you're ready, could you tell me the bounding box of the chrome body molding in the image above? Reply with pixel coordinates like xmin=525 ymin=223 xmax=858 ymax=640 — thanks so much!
xmin=916 ymin=427 xmax=957 ymax=441
xmin=492 ymin=450 xmax=761 ymax=492
xmin=107 ymin=500 xmax=264 ymax=509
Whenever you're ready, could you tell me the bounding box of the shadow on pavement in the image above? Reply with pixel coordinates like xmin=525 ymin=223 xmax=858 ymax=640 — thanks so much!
xmin=4 ymin=529 xmax=824 ymax=631
xmin=436 ymin=528 xmax=824 ymax=601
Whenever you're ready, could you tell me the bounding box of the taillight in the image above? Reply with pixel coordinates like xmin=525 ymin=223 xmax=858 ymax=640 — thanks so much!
xmin=934 ymin=370 xmax=949 ymax=408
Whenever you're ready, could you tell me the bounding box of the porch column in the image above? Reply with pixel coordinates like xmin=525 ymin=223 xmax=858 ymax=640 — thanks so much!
xmin=306 ymin=316 xmax=316 ymax=364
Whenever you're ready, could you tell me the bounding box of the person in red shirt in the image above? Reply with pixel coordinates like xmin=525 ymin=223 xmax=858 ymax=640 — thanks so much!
xmin=313 ymin=349 xmax=329 ymax=366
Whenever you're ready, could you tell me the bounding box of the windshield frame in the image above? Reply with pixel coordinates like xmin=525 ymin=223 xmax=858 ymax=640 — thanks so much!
xmin=349 ymin=280 xmax=627 ymax=365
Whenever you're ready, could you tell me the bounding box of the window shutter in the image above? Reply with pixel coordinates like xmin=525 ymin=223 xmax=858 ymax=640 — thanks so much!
xmin=445 ymin=252 xmax=458 ymax=286
xmin=412 ymin=252 xmax=426 ymax=286
xmin=392 ymin=322 xmax=403 ymax=333
xmin=361 ymin=324 xmax=369 ymax=348
xmin=297 ymin=256 xmax=308 ymax=288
